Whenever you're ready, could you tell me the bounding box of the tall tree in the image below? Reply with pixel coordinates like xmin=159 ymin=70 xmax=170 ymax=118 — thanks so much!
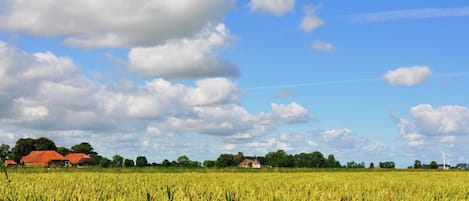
xmin=414 ymin=160 xmax=422 ymax=169
xmin=11 ymin=138 xmax=35 ymax=162
xmin=136 ymin=156 xmax=148 ymax=167
xmin=71 ymin=142 xmax=97 ymax=157
xmin=203 ymin=160 xmax=215 ymax=168
xmin=124 ymin=159 xmax=134 ymax=167
xmin=265 ymin=150 xmax=294 ymax=167
xmin=162 ymin=159 xmax=171 ymax=167
xmin=233 ymin=152 xmax=245 ymax=165
xmin=216 ymin=153 xmax=234 ymax=168
xmin=34 ymin=137 xmax=57 ymax=150
xmin=429 ymin=161 xmax=438 ymax=169
xmin=112 ymin=155 xmax=124 ymax=167
xmin=57 ymin=146 xmax=71 ymax=156
xmin=369 ymin=162 xmax=375 ymax=169
xmin=177 ymin=155 xmax=190 ymax=167
xmin=0 ymin=144 xmax=10 ymax=161
xmin=310 ymin=151 xmax=326 ymax=168
xmin=325 ymin=154 xmax=338 ymax=168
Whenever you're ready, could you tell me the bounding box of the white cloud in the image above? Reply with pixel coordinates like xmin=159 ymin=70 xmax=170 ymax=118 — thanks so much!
xmin=220 ymin=144 xmax=236 ymax=152
xmin=184 ymin=78 xmax=239 ymax=106
xmin=393 ymin=104 xmax=469 ymax=150
xmin=21 ymin=106 xmax=49 ymax=120
xmin=265 ymin=102 xmax=310 ymax=124
xmin=322 ymin=128 xmax=361 ymax=149
xmin=382 ymin=65 xmax=432 ymax=86
xmin=346 ymin=7 xmax=469 ymax=22
xmin=410 ymin=104 xmax=469 ymax=135
xmin=0 ymin=41 xmax=318 ymax=161
xmin=249 ymin=0 xmax=295 ymax=16
xmin=0 ymin=0 xmax=234 ymax=48
xmin=362 ymin=141 xmax=387 ymax=152
xmin=299 ymin=6 xmax=323 ymax=32
xmin=128 ymin=24 xmax=239 ymax=79
xmin=312 ymin=40 xmax=335 ymax=52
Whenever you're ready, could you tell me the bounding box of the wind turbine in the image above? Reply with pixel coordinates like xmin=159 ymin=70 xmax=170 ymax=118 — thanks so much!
xmin=441 ymin=151 xmax=448 ymax=170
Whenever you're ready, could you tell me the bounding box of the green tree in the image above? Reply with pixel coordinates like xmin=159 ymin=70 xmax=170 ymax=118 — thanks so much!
xmin=71 ymin=142 xmax=97 ymax=157
xmin=379 ymin=161 xmax=396 ymax=169
xmin=112 ymin=155 xmax=124 ymax=167
xmin=216 ymin=154 xmax=234 ymax=168
xmin=203 ymin=160 xmax=215 ymax=167
xmin=294 ymin=153 xmax=312 ymax=167
xmin=325 ymin=154 xmax=338 ymax=168
xmin=369 ymin=162 xmax=375 ymax=169
xmin=265 ymin=150 xmax=290 ymax=167
xmin=414 ymin=160 xmax=422 ymax=169
xmin=124 ymin=159 xmax=134 ymax=167
xmin=233 ymin=152 xmax=245 ymax=165
xmin=162 ymin=159 xmax=171 ymax=167
xmin=57 ymin=146 xmax=71 ymax=156
xmin=0 ymin=144 xmax=10 ymax=161
xmin=310 ymin=151 xmax=326 ymax=168
xmin=177 ymin=155 xmax=190 ymax=167
xmin=34 ymin=137 xmax=57 ymax=150
xmin=11 ymin=138 xmax=36 ymax=162
xmin=429 ymin=161 xmax=438 ymax=169
xmin=136 ymin=156 xmax=148 ymax=167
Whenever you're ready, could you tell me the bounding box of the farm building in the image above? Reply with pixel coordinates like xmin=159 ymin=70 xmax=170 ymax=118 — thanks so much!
xmin=239 ymin=159 xmax=261 ymax=168
xmin=65 ymin=153 xmax=94 ymax=166
xmin=21 ymin=150 xmax=69 ymax=167
xmin=3 ymin=159 xmax=17 ymax=167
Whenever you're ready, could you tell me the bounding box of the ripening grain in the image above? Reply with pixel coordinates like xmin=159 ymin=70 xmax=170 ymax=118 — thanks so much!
xmin=1 ymin=171 xmax=468 ymax=200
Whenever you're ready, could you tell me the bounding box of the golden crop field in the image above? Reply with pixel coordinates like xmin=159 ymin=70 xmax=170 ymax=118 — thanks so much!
xmin=1 ymin=171 xmax=468 ymax=200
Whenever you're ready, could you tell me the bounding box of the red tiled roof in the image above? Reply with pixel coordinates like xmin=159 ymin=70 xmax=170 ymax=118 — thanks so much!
xmin=21 ymin=150 xmax=66 ymax=165
xmin=4 ymin=160 xmax=17 ymax=166
xmin=239 ymin=159 xmax=260 ymax=167
xmin=65 ymin=153 xmax=91 ymax=164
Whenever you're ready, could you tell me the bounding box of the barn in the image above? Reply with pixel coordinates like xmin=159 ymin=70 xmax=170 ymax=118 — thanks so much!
xmin=21 ymin=150 xmax=69 ymax=167
xmin=65 ymin=153 xmax=94 ymax=166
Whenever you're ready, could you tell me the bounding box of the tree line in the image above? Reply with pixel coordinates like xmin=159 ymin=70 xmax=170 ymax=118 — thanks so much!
xmin=1 ymin=137 xmax=398 ymax=169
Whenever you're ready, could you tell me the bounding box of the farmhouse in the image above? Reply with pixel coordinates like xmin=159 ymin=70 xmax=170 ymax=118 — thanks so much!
xmin=65 ymin=153 xmax=94 ymax=166
xmin=239 ymin=159 xmax=261 ymax=168
xmin=21 ymin=150 xmax=69 ymax=167
xmin=3 ymin=159 xmax=17 ymax=167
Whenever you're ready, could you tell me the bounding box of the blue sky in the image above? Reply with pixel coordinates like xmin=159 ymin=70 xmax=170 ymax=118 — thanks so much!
xmin=0 ymin=0 xmax=468 ymax=167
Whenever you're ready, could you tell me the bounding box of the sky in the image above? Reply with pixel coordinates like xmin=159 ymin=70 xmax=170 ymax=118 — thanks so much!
xmin=0 ymin=0 xmax=468 ymax=167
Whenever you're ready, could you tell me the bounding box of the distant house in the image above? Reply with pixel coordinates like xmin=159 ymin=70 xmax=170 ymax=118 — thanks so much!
xmin=3 ymin=160 xmax=17 ymax=167
xmin=21 ymin=150 xmax=69 ymax=167
xmin=65 ymin=153 xmax=94 ymax=166
xmin=239 ymin=159 xmax=261 ymax=168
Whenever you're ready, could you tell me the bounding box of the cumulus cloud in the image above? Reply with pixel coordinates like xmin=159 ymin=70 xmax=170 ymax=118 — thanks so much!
xmin=266 ymin=102 xmax=309 ymax=124
xmin=128 ymin=24 xmax=239 ymax=79
xmin=410 ymin=104 xmax=469 ymax=135
xmin=312 ymin=40 xmax=335 ymax=52
xmin=0 ymin=41 xmax=312 ymax=157
xmin=382 ymin=65 xmax=432 ymax=86
xmin=322 ymin=128 xmax=362 ymax=149
xmin=249 ymin=0 xmax=295 ymax=16
xmin=393 ymin=104 xmax=469 ymax=149
xmin=362 ymin=141 xmax=387 ymax=152
xmin=300 ymin=6 xmax=323 ymax=32
xmin=0 ymin=0 xmax=233 ymax=48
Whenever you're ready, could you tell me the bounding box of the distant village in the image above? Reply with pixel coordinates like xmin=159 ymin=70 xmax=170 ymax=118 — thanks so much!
xmin=1 ymin=137 xmax=468 ymax=170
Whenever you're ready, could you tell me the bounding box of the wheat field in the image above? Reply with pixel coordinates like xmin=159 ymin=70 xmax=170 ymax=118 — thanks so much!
xmin=1 ymin=171 xmax=468 ymax=200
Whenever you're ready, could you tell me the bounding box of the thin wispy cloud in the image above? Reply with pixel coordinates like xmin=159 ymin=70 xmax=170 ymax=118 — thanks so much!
xmin=248 ymin=78 xmax=379 ymax=90
xmin=346 ymin=7 xmax=469 ymax=22
xmin=248 ymin=71 xmax=469 ymax=90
